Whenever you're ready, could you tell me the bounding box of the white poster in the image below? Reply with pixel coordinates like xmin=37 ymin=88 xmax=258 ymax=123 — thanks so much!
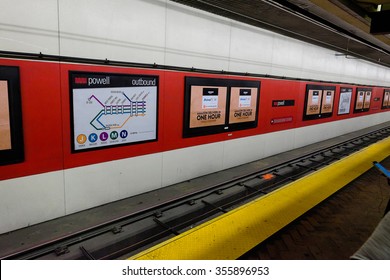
xmin=338 ymin=88 xmax=352 ymax=115
xmin=71 ymin=72 xmax=158 ymax=151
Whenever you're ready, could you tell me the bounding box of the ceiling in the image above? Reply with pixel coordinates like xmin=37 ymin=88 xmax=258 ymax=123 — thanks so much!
xmin=169 ymin=0 xmax=390 ymax=68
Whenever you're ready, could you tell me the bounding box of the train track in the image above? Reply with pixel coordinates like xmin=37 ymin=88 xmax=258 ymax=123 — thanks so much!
xmin=3 ymin=126 xmax=390 ymax=260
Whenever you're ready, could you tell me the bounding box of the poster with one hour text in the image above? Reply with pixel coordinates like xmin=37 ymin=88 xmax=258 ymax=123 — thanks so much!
xmin=354 ymin=88 xmax=372 ymax=113
xmin=0 ymin=81 xmax=11 ymax=151
xmin=363 ymin=91 xmax=372 ymax=109
xmin=321 ymin=90 xmax=335 ymax=114
xmin=382 ymin=89 xmax=390 ymax=109
xmin=229 ymin=87 xmax=258 ymax=124
xmin=183 ymin=77 xmax=260 ymax=137
xmin=303 ymin=84 xmax=335 ymax=120
xmin=189 ymin=86 xmax=227 ymax=128
xmin=0 ymin=65 xmax=24 ymax=165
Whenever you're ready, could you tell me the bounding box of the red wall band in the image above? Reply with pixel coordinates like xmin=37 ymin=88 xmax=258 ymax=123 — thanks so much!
xmin=0 ymin=58 xmax=389 ymax=181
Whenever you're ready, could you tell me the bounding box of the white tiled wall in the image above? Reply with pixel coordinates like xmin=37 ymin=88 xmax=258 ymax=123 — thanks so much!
xmin=64 ymin=153 xmax=163 ymax=214
xmin=58 ymin=0 xmax=167 ymax=64
xmin=161 ymin=142 xmax=224 ymax=187
xmin=0 ymin=0 xmax=59 ymax=54
xmin=1 ymin=0 xmax=389 ymax=85
xmin=0 ymin=171 xmax=65 ymax=234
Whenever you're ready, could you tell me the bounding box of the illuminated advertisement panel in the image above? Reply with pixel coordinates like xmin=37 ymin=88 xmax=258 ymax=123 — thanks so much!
xmin=0 ymin=81 xmax=11 ymax=151
xmin=303 ymin=84 xmax=335 ymax=120
xmin=0 ymin=66 xmax=24 ymax=165
xmin=337 ymin=87 xmax=352 ymax=115
xmin=382 ymin=89 xmax=390 ymax=109
xmin=363 ymin=90 xmax=372 ymax=109
xmin=70 ymin=72 xmax=158 ymax=152
xmin=321 ymin=89 xmax=335 ymax=114
xmin=229 ymin=87 xmax=258 ymax=124
xmin=183 ymin=77 xmax=260 ymax=137
xmin=188 ymin=86 xmax=227 ymax=128
xmin=305 ymin=89 xmax=322 ymax=116
xmin=354 ymin=87 xmax=372 ymax=113
xmin=355 ymin=89 xmax=365 ymax=110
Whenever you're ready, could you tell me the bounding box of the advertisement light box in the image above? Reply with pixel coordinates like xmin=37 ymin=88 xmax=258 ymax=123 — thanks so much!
xmin=303 ymin=84 xmax=335 ymax=121
xmin=382 ymin=89 xmax=390 ymax=109
xmin=0 ymin=66 xmax=24 ymax=165
xmin=183 ymin=77 xmax=260 ymax=138
xmin=354 ymin=87 xmax=372 ymax=113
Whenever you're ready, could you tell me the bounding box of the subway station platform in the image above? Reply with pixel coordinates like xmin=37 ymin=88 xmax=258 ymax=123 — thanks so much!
xmin=0 ymin=122 xmax=390 ymax=259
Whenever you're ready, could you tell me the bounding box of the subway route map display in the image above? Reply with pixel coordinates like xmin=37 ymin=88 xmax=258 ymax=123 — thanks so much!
xmin=70 ymin=72 xmax=158 ymax=152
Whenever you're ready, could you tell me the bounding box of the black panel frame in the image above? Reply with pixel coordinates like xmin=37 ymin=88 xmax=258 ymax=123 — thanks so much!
xmin=183 ymin=77 xmax=260 ymax=138
xmin=382 ymin=89 xmax=390 ymax=110
xmin=353 ymin=87 xmax=372 ymax=113
xmin=0 ymin=66 xmax=24 ymax=165
xmin=69 ymin=71 xmax=159 ymax=153
xmin=303 ymin=84 xmax=336 ymax=121
xmin=337 ymin=87 xmax=353 ymax=116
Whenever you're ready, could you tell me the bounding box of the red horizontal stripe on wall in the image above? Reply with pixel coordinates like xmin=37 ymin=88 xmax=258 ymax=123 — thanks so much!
xmin=0 ymin=58 xmax=388 ymax=180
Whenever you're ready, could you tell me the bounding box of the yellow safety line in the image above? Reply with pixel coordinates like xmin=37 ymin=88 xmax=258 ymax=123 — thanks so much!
xmin=130 ymin=137 xmax=390 ymax=260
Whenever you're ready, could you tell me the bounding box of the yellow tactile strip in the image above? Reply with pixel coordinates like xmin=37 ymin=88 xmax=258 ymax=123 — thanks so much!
xmin=130 ymin=137 xmax=390 ymax=260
